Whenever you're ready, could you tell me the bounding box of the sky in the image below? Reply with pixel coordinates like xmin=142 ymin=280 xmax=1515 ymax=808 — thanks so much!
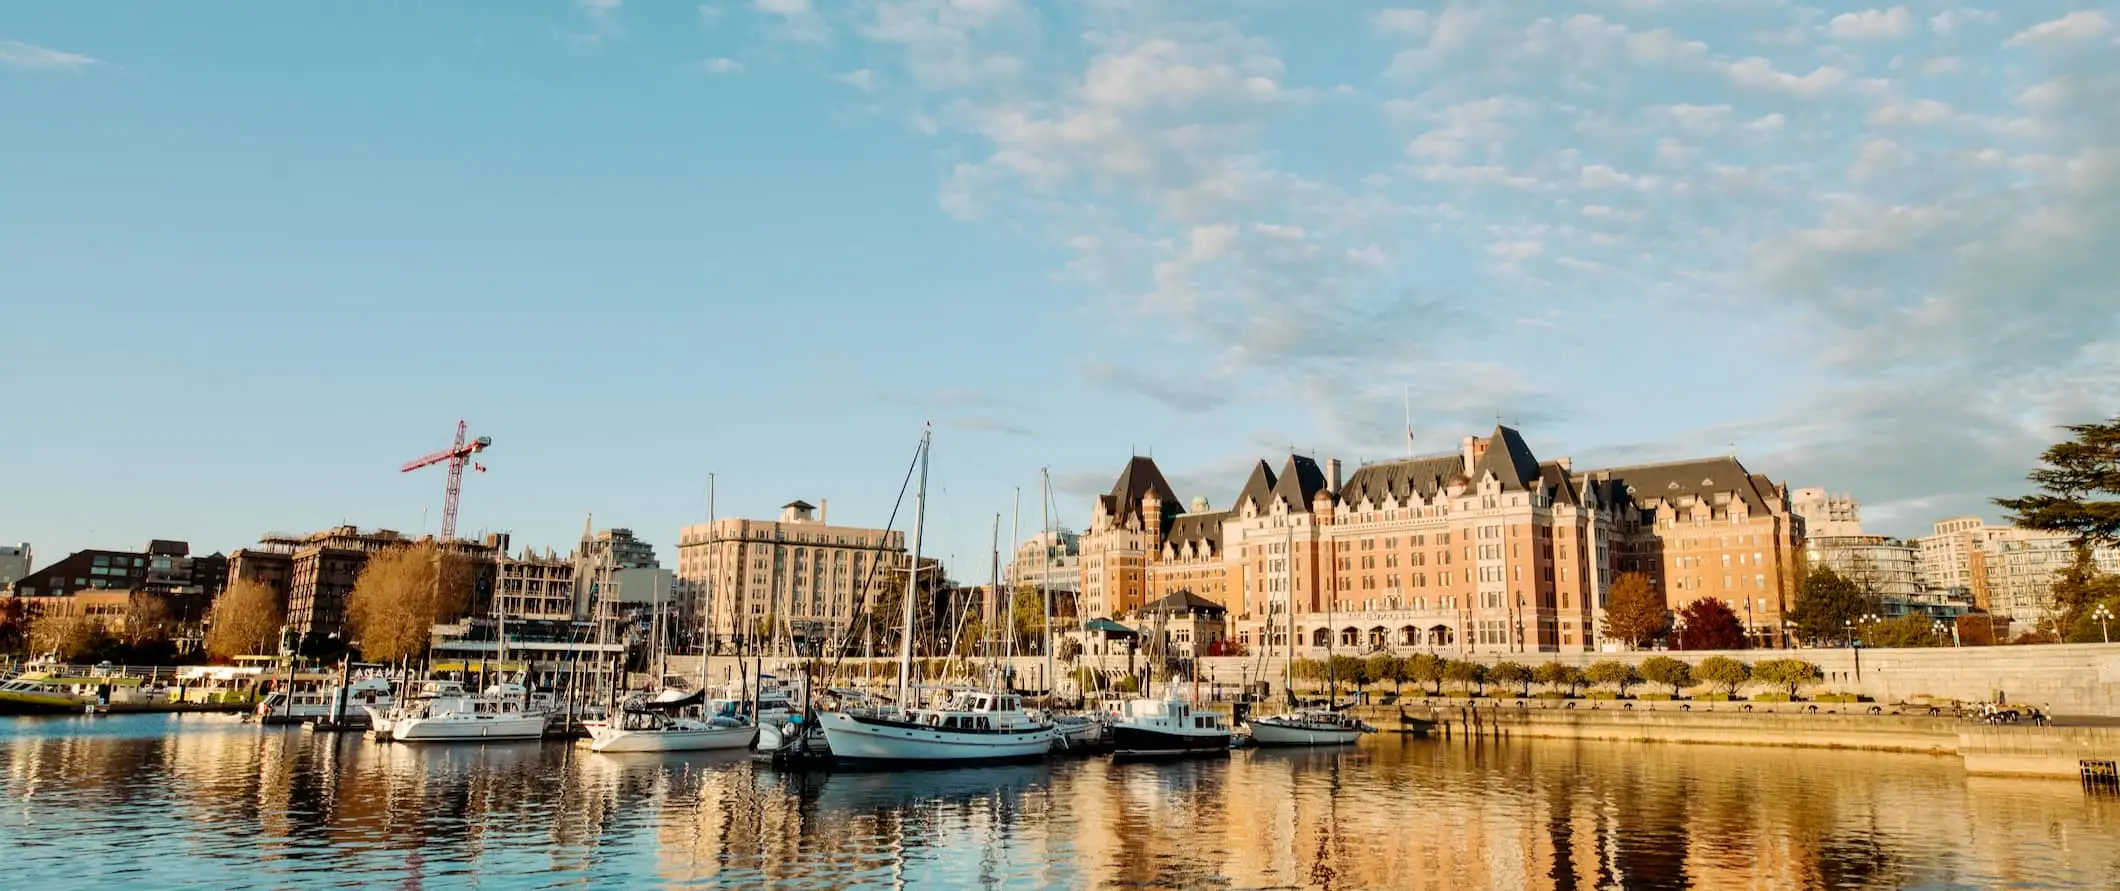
xmin=3 ymin=1 xmax=2116 ymax=582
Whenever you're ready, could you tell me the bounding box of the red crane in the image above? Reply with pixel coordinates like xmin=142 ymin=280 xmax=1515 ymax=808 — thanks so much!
xmin=401 ymin=420 xmax=493 ymax=542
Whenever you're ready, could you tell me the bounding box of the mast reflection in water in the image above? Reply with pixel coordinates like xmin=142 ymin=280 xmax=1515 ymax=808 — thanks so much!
xmin=3 ymin=713 xmax=2118 ymax=889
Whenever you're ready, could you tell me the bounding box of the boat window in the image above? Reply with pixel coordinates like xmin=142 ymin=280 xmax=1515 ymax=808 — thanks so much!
xmin=976 ymin=717 xmax=990 ymax=731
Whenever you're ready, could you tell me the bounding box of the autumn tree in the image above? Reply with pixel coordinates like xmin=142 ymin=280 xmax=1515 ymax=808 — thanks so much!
xmin=1995 ymin=415 xmax=2120 ymax=547
xmin=1787 ymin=568 xmax=1880 ymax=646
xmin=1862 ymin=614 xmax=1948 ymax=648
xmin=1603 ymin=572 xmax=1669 ymax=649
xmin=1490 ymin=661 xmax=1534 ymax=697
xmin=207 ymin=579 xmax=285 ymax=660
xmin=30 ymin=612 xmax=115 ymax=663
xmin=0 ymin=597 xmax=28 ymax=655
xmin=1637 ymin=655 xmax=1692 ymax=696
xmin=1694 ymin=656 xmax=1750 ymax=697
xmin=347 ymin=541 xmax=478 ymax=663
xmin=1674 ymin=597 xmax=1748 ymax=650
xmin=1404 ymin=653 xmax=1445 ymax=695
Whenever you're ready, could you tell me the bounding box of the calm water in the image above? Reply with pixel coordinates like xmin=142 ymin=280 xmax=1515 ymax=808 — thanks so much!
xmin=4 ymin=714 xmax=2119 ymax=889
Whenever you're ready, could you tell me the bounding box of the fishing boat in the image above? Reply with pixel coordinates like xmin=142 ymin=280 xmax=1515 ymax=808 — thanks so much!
xmin=817 ymin=426 xmax=1055 ymax=766
xmin=368 ymin=681 xmax=547 ymax=742
xmin=1110 ymin=689 xmax=1231 ymax=759
xmin=585 ymin=689 xmax=756 ymax=753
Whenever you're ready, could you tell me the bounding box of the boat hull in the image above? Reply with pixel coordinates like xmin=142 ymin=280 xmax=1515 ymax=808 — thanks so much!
xmin=587 ymin=723 xmax=755 ymax=753
xmin=1112 ymin=724 xmax=1230 ymax=759
xmin=1246 ymin=720 xmax=1362 ymax=747
xmin=0 ymin=691 xmax=92 ymax=715
xmin=390 ymin=714 xmax=547 ymax=742
xmin=818 ymin=712 xmax=1054 ymax=765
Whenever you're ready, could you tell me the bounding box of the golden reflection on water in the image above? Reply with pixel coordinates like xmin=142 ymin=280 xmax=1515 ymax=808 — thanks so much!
xmin=4 ymin=714 xmax=2119 ymax=890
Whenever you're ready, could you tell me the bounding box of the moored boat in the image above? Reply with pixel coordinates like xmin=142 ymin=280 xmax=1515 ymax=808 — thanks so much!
xmin=369 ymin=681 xmax=547 ymax=742
xmin=1110 ymin=692 xmax=1230 ymax=759
xmin=1246 ymin=708 xmax=1368 ymax=747
xmin=819 ymin=689 xmax=1055 ymax=765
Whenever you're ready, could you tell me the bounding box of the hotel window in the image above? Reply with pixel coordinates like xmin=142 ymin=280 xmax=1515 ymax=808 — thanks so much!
xmin=1755 ymin=574 xmax=1765 ymax=589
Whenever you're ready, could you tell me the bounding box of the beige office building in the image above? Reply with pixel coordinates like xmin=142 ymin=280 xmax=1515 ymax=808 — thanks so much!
xmin=676 ymin=500 xmax=911 ymax=652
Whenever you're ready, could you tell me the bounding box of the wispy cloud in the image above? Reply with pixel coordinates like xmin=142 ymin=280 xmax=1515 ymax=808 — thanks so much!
xmin=698 ymin=57 xmax=744 ymax=75
xmin=755 ymin=0 xmax=829 ymax=43
xmin=0 ymin=40 xmax=96 ymax=71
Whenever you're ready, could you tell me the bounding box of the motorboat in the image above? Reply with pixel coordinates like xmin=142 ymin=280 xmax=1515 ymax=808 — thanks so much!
xmin=818 ymin=688 xmax=1055 ymax=765
xmin=1109 ymin=690 xmax=1231 ymax=759
xmin=708 ymin=674 xmax=800 ymax=727
xmin=1246 ymin=708 xmax=1370 ymax=747
xmin=1046 ymin=710 xmax=1112 ymax=752
xmin=368 ymin=681 xmax=547 ymax=742
xmin=585 ymin=689 xmax=756 ymax=753
xmin=0 ymin=669 xmax=151 ymax=714
xmin=256 ymin=677 xmax=394 ymax=725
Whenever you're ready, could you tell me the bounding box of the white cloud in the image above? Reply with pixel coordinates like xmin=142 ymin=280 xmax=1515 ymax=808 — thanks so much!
xmin=756 ymin=0 xmax=829 ymax=43
xmin=1921 ymin=56 xmax=1963 ymax=75
xmin=1827 ymin=8 xmax=1912 ymax=40
xmin=1928 ymin=9 xmax=1997 ymax=36
xmin=0 ymin=40 xmax=96 ymax=71
xmin=1382 ymin=4 xmax=1488 ymax=77
xmin=700 ymin=57 xmax=744 ymax=74
xmin=836 ymin=68 xmax=878 ymax=91
xmin=1487 ymin=240 xmax=1543 ymax=261
xmin=1724 ymin=57 xmax=1846 ymax=95
xmin=2005 ymin=11 xmax=2110 ymax=48
xmin=862 ymin=0 xmax=1028 ymax=88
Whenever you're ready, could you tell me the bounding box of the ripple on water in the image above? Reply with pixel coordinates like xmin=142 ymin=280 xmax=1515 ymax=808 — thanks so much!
xmin=5 ymin=713 xmax=2120 ymax=889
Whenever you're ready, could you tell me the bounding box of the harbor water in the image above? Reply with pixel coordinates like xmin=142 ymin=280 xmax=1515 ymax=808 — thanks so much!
xmin=4 ymin=713 xmax=2119 ymax=889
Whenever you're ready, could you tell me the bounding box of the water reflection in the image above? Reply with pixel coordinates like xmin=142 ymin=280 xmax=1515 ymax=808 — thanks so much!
xmin=3 ymin=714 xmax=2118 ymax=889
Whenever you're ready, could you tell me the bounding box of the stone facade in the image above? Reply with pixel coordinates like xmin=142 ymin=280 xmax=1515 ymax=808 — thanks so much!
xmin=675 ymin=500 xmax=911 ymax=651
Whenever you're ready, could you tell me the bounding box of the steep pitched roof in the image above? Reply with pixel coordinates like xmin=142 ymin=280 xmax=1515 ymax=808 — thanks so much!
xmin=1138 ymin=590 xmax=1228 ymax=615
xmin=1098 ymin=456 xmax=1181 ymax=525
xmin=1472 ymin=425 xmax=1543 ymax=491
xmin=1338 ymin=453 xmax=1465 ymax=507
xmin=1233 ymin=460 xmax=1279 ymax=513
xmin=1166 ymin=510 xmax=1230 ymax=552
xmin=1573 ymin=456 xmax=1781 ymax=514
xmin=1273 ymin=455 xmax=1331 ymax=511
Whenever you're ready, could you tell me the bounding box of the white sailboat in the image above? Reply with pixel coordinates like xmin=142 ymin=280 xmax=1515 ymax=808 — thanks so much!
xmin=817 ymin=426 xmax=1056 ymax=765
xmin=1246 ymin=519 xmax=1368 ymax=747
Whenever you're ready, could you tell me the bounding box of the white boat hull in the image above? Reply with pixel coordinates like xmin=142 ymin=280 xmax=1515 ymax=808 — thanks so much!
xmin=587 ymin=723 xmax=755 ymax=753
xmin=1247 ymin=720 xmax=1362 ymax=747
xmin=818 ymin=712 xmax=1053 ymax=764
xmin=390 ymin=714 xmax=547 ymax=742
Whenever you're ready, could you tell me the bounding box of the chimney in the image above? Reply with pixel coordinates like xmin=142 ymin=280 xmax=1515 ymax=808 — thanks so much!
xmin=820 ymin=498 xmax=828 ymax=525
xmin=1326 ymin=458 xmax=1343 ymax=495
xmin=1555 ymin=456 xmax=1571 ymax=472
xmin=1460 ymin=435 xmax=1477 ymax=473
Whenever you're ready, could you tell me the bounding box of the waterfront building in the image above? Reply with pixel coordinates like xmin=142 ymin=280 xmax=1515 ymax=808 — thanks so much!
xmin=676 ymin=499 xmax=913 ymax=652
xmin=1914 ymin=517 xmax=2120 ymax=626
xmin=6 ymin=540 xmax=225 ymax=603
xmin=0 ymin=543 xmax=29 ymax=591
xmin=583 ymin=528 xmax=660 ymax=571
xmin=232 ymin=526 xmax=495 ymax=648
xmin=1131 ymin=590 xmax=1228 ymax=659
xmin=493 ymin=545 xmax=577 ymax=622
xmin=1791 ymin=487 xmax=1863 ymax=537
xmin=1002 ymin=528 xmax=1082 ymax=599
xmin=1804 ymin=535 xmax=1922 ymax=598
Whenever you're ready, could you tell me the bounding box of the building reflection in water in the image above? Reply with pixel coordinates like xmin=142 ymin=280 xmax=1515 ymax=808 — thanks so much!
xmin=4 ymin=714 xmax=2120 ymax=889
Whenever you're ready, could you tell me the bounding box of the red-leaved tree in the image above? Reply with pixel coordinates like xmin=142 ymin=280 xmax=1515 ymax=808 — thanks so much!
xmin=1675 ymin=597 xmax=1749 ymax=650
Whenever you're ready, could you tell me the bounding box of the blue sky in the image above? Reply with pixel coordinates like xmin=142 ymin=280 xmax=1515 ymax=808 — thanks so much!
xmin=3 ymin=1 xmax=2115 ymax=580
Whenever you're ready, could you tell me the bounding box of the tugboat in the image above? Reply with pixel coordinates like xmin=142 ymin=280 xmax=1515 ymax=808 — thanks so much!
xmin=1110 ymin=687 xmax=1231 ymax=760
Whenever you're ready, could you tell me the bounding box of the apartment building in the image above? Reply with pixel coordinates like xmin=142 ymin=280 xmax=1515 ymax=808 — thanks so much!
xmin=1918 ymin=517 xmax=2120 ymax=627
xmin=1803 ymin=535 xmax=1922 ymax=598
xmin=0 ymin=543 xmax=30 ymax=590
xmin=675 ymin=500 xmax=912 ymax=652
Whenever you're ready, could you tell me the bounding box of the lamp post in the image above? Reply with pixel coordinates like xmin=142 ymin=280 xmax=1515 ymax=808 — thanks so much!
xmin=2094 ymin=604 xmax=2114 ymax=645
xmin=1932 ymin=619 xmax=1950 ymax=647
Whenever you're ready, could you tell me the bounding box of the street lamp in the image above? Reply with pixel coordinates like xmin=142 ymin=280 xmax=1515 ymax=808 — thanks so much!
xmin=2094 ymin=604 xmax=2115 ymax=645
xmin=1932 ymin=619 xmax=1950 ymax=647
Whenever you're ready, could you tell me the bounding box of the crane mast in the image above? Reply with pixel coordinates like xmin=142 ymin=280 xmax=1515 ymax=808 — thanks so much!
xmin=400 ymin=419 xmax=493 ymax=542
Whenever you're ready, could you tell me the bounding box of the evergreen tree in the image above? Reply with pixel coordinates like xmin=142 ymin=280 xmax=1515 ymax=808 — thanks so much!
xmin=1995 ymin=415 xmax=2120 ymax=546
xmin=1787 ymin=567 xmax=1881 ymax=646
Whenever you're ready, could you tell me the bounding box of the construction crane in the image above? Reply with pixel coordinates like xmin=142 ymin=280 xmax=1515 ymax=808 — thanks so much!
xmin=401 ymin=420 xmax=493 ymax=542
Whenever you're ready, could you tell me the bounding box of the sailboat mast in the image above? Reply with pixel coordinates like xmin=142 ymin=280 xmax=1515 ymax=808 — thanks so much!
xmin=1008 ymin=487 xmax=1020 ymax=675
xmin=1284 ymin=521 xmax=1295 ymax=702
xmin=989 ymin=511 xmax=1002 ymax=691
xmin=1039 ymin=468 xmax=1053 ymax=701
xmin=895 ymin=425 xmax=931 ymax=707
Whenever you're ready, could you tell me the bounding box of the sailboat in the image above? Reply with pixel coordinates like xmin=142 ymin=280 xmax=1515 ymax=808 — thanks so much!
xmin=817 ymin=426 xmax=1057 ymax=765
xmin=585 ymin=577 xmax=756 ymax=753
xmin=1246 ymin=518 xmax=1368 ymax=747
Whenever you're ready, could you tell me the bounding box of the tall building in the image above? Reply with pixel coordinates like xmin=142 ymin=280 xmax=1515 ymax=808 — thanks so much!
xmin=1002 ymin=528 xmax=1082 ymax=600
xmin=584 ymin=528 xmax=659 ymax=571
xmin=1917 ymin=517 xmax=2003 ymax=605
xmin=1580 ymin=456 xmax=1805 ymax=646
xmin=1803 ymin=535 xmax=1921 ymax=598
xmin=7 ymin=540 xmax=226 ymax=607
xmin=1916 ymin=517 xmax=2120 ymax=627
xmin=675 ymin=499 xmax=913 ymax=652
xmin=237 ymin=526 xmax=495 ymax=647
xmin=1791 ymin=487 xmax=1863 ymax=537
xmin=493 ymin=546 xmax=577 ymax=622
xmin=0 ymin=543 xmax=30 ymax=590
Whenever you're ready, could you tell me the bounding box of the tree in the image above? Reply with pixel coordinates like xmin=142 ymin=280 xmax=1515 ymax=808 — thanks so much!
xmin=1674 ymin=598 xmax=1748 ymax=650
xmin=1861 ymin=614 xmax=1947 ymax=648
xmin=1404 ymin=653 xmax=1445 ymax=695
xmin=1009 ymin=584 xmax=1048 ymax=653
xmin=1058 ymin=637 xmax=1084 ymax=664
xmin=346 ymin=541 xmax=478 ymax=663
xmin=1637 ymin=655 xmax=1692 ymax=696
xmin=1603 ymin=572 xmax=1669 ymax=648
xmin=2047 ymin=543 xmax=2120 ymax=633
xmin=123 ymin=591 xmax=176 ymax=650
xmin=1533 ymin=661 xmax=1584 ymax=696
xmin=1787 ymin=568 xmax=1880 ymax=646
xmin=0 ymin=597 xmax=28 ymax=656
xmin=1753 ymin=659 xmax=1822 ymax=698
xmin=207 ymin=579 xmax=285 ymax=660
xmin=1955 ymin=613 xmax=2002 ymax=646
xmin=1442 ymin=659 xmax=1487 ymax=694
xmin=1694 ymin=656 xmax=1749 ymax=696
xmin=30 ymin=613 xmax=116 ymax=663
xmin=1490 ymin=661 xmax=1534 ymax=697
xmin=1585 ymin=659 xmax=1638 ymax=695
xmin=1327 ymin=654 xmax=1367 ymax=699
xmin=1995 ymin=415 xmax=2120 ymax=547
xmin=1367 ymin=653 xmax=1405 ymax=697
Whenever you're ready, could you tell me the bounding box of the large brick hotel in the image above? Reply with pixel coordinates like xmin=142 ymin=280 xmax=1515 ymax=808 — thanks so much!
xmin=1079 ymin=426 xmax=1805 ymax=655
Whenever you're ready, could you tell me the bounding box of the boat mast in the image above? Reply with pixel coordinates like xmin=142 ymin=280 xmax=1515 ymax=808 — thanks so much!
xmin=895 ymin=425 xmax=931 ymax=707
xmin=1039 ymin=467 xmax=1054 ymax=702
xmin=1008 ymin=487 xmax=1020 ymax=687
xmin=988 ymin=511 xmax=1001 ymax=691
xmin=1284 ymin=520 xmax=1295 ymax=706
